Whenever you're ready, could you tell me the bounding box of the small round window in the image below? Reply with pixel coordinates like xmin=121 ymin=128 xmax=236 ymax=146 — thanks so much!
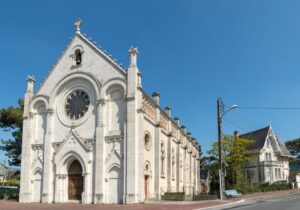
xmin=65 ymin=90 xmax=90 ymax=120
xmin=144 ymin=133 xmax=152 ymax=151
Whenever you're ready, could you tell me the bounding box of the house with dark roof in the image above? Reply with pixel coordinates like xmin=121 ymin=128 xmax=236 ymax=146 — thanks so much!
xmin=240 ymin=126 xmax=291 ymax=184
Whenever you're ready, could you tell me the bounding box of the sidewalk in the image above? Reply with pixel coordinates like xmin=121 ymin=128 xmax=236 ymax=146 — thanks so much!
xmin=145 ymin=188 xmax=300 ymax=210
xmin=241 ymin=188 xmax=300 ymax=200
xmin=0 ymin=190 xmax=299 ymax=210
xmin=194 ymin=188 xmax=300 ymax=209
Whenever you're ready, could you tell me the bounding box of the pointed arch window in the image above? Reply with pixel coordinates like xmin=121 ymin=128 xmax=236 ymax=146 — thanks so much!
xmin=74 ymin=49 xmax=82 ymax=65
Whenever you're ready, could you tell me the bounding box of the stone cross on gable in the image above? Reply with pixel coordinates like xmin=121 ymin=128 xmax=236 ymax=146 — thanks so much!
xmin=74 ymin=18 xmax=83 ymax=32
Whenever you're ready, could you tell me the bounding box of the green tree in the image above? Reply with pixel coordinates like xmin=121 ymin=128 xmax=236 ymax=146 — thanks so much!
xmin=0 ymin=99 xmax=24 ymax=166
xmin=285 ymin=138 xmax=300 ymax=152
xmin=207 ymin=134 xmax=253 ymax=188
xmin=198 ymin=144 xmax=203 ymax=159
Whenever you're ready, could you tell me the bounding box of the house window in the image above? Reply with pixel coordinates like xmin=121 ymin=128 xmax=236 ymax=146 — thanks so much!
xmin=246 ymin=170 xmax=251 ymax=181
xmin=265 ymin=153 xmax=271 ymax=161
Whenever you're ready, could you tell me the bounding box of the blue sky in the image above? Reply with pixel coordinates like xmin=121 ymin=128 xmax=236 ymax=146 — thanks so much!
xmin=1 ymin=0 xmax=300 ymax=162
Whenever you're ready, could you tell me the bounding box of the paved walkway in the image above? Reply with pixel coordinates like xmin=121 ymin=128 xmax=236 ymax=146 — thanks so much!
xmin=0 ymin=199 xmax=238 ymax=210
xmin=0 ymin=189 xmax=299 ymax=210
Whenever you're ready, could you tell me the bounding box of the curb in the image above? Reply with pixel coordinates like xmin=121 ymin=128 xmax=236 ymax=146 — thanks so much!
xmin=195 ymin=199 xmax=245 ymax=210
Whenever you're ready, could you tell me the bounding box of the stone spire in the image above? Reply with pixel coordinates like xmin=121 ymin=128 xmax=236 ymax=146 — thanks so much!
xmin=74 ymin=18 xmax=84 ymax=33
xmin=128 ymin=47 xmax=138 ymax=67
xmin=26 ymin=75 xmax=35 ymax=93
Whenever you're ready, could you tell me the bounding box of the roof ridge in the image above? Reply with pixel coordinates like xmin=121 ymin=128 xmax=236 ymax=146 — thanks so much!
xmin=240 ymin=125 xmax=270 ymax=136
xmin=78 ymin=32 xmax=126 ymax=73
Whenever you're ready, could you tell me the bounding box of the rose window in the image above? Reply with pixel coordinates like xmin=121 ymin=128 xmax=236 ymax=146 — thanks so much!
xmin=65 ymin=90 xmax=90 ymax=120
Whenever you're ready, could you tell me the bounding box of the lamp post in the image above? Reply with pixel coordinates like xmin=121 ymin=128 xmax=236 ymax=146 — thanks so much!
xmin=217 ymin=97 xmax=238 ymax=200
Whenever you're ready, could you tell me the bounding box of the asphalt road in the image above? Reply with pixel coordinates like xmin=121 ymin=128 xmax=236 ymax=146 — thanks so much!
xmin=216 ymin=192 xmax=300 ymax=210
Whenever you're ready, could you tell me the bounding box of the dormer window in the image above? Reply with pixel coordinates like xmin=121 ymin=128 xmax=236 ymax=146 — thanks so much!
xmin=75 ymin=49 xmax=82 ymax=65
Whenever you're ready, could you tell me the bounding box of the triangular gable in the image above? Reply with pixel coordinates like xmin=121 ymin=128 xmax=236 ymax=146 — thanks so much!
xmin=53 ymin=129 xmax=93 ymax=154
xmin=36 ymin=31 xmax=127 ymax=96
xmin=266 ymin=127 xmax=291 ymax=157
xmin=263 ymin=126 xmax=275 ymax=149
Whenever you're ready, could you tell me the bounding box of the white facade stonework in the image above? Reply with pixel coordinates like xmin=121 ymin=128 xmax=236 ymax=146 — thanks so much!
xmin=19 ymin=22 xmax=200 ymax=204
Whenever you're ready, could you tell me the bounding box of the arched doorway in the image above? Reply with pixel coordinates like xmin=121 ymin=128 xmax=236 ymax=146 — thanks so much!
xmin=68 ymin=160 xmax=83 ymax=201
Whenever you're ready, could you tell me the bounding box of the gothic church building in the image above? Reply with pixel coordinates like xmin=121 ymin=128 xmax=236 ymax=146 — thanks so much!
xmin=20 ymin=20 xmax=200 ymax=204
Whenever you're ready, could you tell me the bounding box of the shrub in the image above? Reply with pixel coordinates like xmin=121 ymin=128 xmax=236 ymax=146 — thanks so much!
xmin=0 ymin=186 xmax=19 ymax=200
xmin=236 ymin=181 xmax=292 ymax=194
xmin=5 ymin=179 xmax=20 ymax=187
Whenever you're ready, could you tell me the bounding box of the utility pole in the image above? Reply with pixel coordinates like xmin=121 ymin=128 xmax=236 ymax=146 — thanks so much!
xmin=217 ymin=98 xmax=237 ymax=200
xmin=217 ymin=97 xmax=223 ymax=200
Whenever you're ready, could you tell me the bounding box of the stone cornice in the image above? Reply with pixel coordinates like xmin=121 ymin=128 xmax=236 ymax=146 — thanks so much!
xmin=155 ymin=121 xmax=162 ymax=127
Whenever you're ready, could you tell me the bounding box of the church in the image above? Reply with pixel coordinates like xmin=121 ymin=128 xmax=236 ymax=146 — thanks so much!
xmin=19 ymin=20 xmax=200 ymax=204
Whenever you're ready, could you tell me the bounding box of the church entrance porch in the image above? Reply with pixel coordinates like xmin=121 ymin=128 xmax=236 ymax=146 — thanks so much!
xmin=68 ymin=160 xmax=83 ymax=201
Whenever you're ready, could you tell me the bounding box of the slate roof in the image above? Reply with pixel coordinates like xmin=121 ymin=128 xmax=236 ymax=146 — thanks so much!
xmin=240 ymin=126 xmax=270 ymax=152
xmin=240 ymin=126 xmax=291 ymax=157
xmin=278 ymin=140 xmax=291 ymax=156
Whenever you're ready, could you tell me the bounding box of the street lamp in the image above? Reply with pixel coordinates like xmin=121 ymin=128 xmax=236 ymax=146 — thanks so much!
xmin=217 ymin=97 xmax=238 ymax=200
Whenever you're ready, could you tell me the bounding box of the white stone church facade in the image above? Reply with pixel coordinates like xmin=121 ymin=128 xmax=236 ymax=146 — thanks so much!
xmin=19 ymin=20 xmax=200 ymax=204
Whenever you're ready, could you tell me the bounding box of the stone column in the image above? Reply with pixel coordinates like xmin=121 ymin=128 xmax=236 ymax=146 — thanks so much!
xmin=192 ymin=155 xmax=196 ymax=194
xmin=136 ymin=106 xmax=145 ymax=202
xmin=54 ymin=174 xmax=67 ymax=203
xmin=42 ymin=109 xmax=54 ymax=203
xmin=196 ymin=157 xmax=200 ymax=195
xmin=182 ymin=147 xmax=187 ymax=194
xmin=167 ymin=134 xmax=172 ymax=192
xmin=154 ymin=115 xmax=161 ymax=199
xmin=125 ymin=47 xmax=142 ymax=203
xmin=191 ymin=155 xmax=194 ymax=191
xmin=176 ymin=142 xmax=180 ymax=192
xmin=189 ymin=152 xmax=192 ymax=193
xmin=94 ymin=99 xmax=105 ymax=203
xmin=82 ymin=172 xmax=92 ymax=204
xmin=19 ymin=113 xmax=34 ymax=202
xmin=19 ymin=76 xmax=35 ymax=203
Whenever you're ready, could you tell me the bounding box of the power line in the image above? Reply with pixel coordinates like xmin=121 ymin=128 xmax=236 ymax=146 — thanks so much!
xmin=223 ymin=118 xmax=249 ymax=133
xmin=238 ymin=106 xmax=300 ymax=110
